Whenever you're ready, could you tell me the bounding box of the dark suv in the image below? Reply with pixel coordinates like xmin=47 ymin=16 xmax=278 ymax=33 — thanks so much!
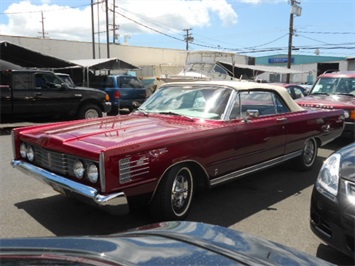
xmin=296 ymin=71 xmax=355 ymax=139
xmin=98 ymin=75 xmax=147 ymax=114
xmin=1 ymin=70 xmax=111 ymax=120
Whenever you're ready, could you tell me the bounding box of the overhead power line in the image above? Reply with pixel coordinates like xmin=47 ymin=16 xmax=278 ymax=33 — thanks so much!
xmin=1 ymin=2 xmax=354 ymax=56
xmin=110 ymin=8 xmax=186 ymax=43
xmin=297 ymin=30 xmax=355 ymax=35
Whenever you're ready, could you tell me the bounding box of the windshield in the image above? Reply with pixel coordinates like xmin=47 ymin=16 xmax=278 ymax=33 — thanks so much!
xmin=311 ymin=77 xmax=355 ymax=96
xmin=57 ymin=75 xmax=75 ymax=88
xmin=138 ymin=85 xmax=232 ymax=120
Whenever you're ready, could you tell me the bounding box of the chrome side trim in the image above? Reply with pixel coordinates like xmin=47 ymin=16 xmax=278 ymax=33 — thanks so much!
xmin=210 ymin=150 xmax=302 ymax=187
xmin=99 ymin=152 xmax=106 ymax=193
xmin=11 ymin=160 xmax=129 ymax=215
xmin=11 ymin=130 xmax=16 ymax=159
xmin=321 ymin=136 xmax=337 ymax=146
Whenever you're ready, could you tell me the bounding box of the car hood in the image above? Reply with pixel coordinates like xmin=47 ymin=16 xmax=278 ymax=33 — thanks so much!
xmin=18 ymin=114 xmax=216 ymax=155
xmin=0 ymin=221 xmax=333 ymax=265
xmin=296 ymin=94 xmax=355 ymax=109
xmin=73 ymin=86 xmax=107 ymax=94
xmin=339 ymin=143 xmax=355 ymax=182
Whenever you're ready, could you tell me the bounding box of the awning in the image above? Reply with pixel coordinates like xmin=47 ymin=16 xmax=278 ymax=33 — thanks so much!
xmin=218 ymin=61 xmax=306 ymax=79
xmin=232 ymin=63 xmax=305 ymax=74
xmin=0 ymin=41 xmax=77 ymax=69
xmin=70 ymin=58 xmax=139 ymax=71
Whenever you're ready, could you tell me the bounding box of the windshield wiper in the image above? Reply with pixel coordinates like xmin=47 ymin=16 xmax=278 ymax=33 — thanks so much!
xmin=134 ymin=108 xmax=148 ymax=116
xmin=335 ymin=93 xmax=354 ymax=97
xmin=158 ymin=111 xmax=182 ymax=116
xmin=158 ymin=111 xmax=194 ymax=121
xmin=310 ymin=92 xmax=330 ymax=96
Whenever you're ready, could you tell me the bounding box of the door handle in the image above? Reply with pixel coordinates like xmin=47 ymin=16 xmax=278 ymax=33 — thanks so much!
xmin=34 ymin=92 xmax=42 ymax=96
xmin=277 ymin=117 xmax=287 ymax=122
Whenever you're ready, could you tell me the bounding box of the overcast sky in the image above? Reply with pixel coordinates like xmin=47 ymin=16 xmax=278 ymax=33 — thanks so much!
xmin=0 ymin=0 xmax=354 ymax=57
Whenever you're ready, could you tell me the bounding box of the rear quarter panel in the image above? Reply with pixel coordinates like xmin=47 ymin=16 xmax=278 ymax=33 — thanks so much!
xmin=285 ymin=109 xmax=344 ymax=153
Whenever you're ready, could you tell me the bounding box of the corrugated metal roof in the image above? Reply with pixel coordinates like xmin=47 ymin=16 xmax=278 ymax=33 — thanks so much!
xmin=219 ymin=61 xmax=306 ymax=74
xmin=70 ymin=58 xmax=139 ymax=70
xmin=0 ymin=41 xmax=77 ymax=69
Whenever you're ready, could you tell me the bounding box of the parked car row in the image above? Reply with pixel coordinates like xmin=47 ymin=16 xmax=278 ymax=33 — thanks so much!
xmin=3 ymin=69 xmax=354 ymax=141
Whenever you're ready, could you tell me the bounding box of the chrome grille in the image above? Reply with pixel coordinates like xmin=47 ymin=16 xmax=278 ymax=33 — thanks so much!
xmin=33 ymin=145 xmax=84 ymax=177
xmin=34 ymin=146 xmax=68 ymax=174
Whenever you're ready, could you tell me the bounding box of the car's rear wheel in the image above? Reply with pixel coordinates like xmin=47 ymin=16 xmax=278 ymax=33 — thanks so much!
xmin=78 ymin=104 xmax=102 ymax=119
xmin=150 ymin=164 xmax=194 ymax=221
xmin=293 ymin=137 xmax=318 ymax=171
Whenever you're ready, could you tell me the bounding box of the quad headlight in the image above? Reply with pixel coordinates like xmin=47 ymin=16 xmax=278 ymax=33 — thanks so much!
xmin=26 ymin=145 xmax=35 ymax=162
xmin=20 ymin=143 xmax=35 ymax=161
xmin=72 ymin=160 xmax=99 ymax=183
xmin=20 ymin=143 xmax=27 ymax=158
xmin=87 ymin=164 xmax=99 ymax=183
xmin=19 ymin=142 xmax=99 ymax=183
xmin=316 ymin=153 xmax=341 ymax=200
xmin=73 ymin=160 xmax=85 ymax=179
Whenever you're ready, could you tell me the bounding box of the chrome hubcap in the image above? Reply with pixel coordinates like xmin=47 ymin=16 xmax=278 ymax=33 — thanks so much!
xmin=304 ymin=140 xmax=315 ymax=165
xmin=85 ymin=110 xmax=99 ymax=119
xmin=171 ymin=172 xmax=189 ymax=209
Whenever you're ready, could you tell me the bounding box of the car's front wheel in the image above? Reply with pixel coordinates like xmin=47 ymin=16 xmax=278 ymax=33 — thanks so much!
xmin=150 ymin=164 xmax=194 ymax=221
xmin=78 ymin=104 xmax=102 ymax=119
xmin=293 ymin=137 xmax=318 ymax=171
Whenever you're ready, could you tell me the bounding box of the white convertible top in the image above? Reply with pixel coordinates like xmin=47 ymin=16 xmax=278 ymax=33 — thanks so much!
xmin=163 ymin=80 xmax=305 ymax=113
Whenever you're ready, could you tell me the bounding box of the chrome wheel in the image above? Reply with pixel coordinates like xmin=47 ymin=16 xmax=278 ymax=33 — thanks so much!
xmin=85 ymin=109 xmax=99 ymax=119
xmin=78 ymin=104 xmax=102 ymax=119
xmin=303 ymin=138 xmax=316 ymax=167
xmin=171 ymin=167 xmax=193 ymax=216
xmin=293 ymin=137 xmax=318 ymax=171
xmin=150 ymin=164 xmax=194 ymax=220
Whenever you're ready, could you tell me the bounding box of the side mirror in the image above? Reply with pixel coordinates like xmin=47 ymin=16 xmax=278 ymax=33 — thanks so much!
xmin=246 ymin=109 xmax=259 ymax=119
xmin=60 ymin=83 xmax=69 ymax=89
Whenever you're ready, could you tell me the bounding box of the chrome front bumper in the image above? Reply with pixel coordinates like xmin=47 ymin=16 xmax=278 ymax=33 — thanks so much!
xmin=11 ymin=160 xmax=129 ymax=215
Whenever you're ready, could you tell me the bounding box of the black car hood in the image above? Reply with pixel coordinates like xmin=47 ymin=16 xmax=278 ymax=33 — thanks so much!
xmin=0 ymin=221 xmax=333 ymax=265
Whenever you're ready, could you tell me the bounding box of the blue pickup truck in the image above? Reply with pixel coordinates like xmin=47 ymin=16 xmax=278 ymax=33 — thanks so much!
xmin=98 ymin=74 xmax=147 ymax=114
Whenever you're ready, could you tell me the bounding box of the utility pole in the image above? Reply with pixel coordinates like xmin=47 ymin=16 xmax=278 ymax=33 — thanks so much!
xmin=38 ymin=11 xmax=48 ymax=39
xmin=183 ymin=28 xmax=194 ymax=51
xmin=112 ymin=0 xmax=120 ymax=44
xmin=286 ymin=0 xmax=302 ymax=83
xmin=91 ymin=0 xmax=95 ymax=59
xmin=105 ymin=0 xmax=110 ymax=58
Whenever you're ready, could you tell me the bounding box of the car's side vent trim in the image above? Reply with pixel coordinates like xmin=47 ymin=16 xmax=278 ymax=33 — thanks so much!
xmin=119 ymin=156 xmax=149 ymax=184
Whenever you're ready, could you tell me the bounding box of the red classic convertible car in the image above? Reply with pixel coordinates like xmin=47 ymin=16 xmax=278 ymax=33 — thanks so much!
xmin=11 ymin=81 xmax=345 ymax=220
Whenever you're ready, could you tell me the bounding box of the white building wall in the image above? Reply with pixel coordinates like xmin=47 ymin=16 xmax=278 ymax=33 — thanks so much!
xmin=256 ymin=60 xmax=349 ymax=85
xmin=0 ymin=35 xmax=187 ymax=66
xmin=348 ymin=58 xmax=355 ymax=70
